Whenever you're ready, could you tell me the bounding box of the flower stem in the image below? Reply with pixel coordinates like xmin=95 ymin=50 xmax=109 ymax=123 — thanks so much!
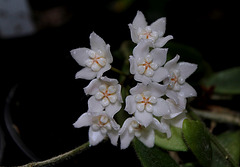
xmin=19 ymin=141 xmax=89 ymax=167
xmin=111 ymin=67 xmax=128 ymax=76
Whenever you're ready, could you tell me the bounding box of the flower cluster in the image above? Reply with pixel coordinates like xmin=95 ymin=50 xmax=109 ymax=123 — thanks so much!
xmin=71 ymin=11 xmax=197 ymax=149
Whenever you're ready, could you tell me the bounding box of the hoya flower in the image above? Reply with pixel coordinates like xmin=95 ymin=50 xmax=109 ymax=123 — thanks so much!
xmin=125 ymin=82 xmax=169 ymax=127
xmin=163 ymin=55 xmax=197 ymax=104
xmin=70 ymin=32 xmax=113 ymax=80
xmin=129 ymin=11 xmax=173 ymax=48
xmin=129 ymin=40 xmax=168 ymax=85
xmin=73 ymin=111 xmax=120 ymax=146
xmin=119 ymin=116 xmax=168 ymax=149
xmin=84 ymin=76 xmax=122 ymax=117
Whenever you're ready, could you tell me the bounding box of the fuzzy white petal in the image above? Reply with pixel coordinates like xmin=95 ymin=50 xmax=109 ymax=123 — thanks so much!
xmin=88 ymin=96 xmax=104 ymax=113
xmin=138 ymin=128 xmax=155 ymax=148
xmin=153 ymin=98 xmax=170 ymax=117
xmin=89 ymin=127 xmax=106 ymax=146
xmin=179 ymin=83 xmax=197 ymax=98
xmin=75 ymin=67 xmax=97 ymax=80
xmin=135 ymin=110 xmax=153 ymax=127
xmin=89 ymin=32 xmax=106 ymax=52
xmin=178 ymin=62 xmax=198 ymax=80
xmin=70 ymin=48 xmax=90 ymax=67
xmin=125 ymin=95 xmax=136 ymax=115
xmin=73 ymin=113 xmax=92 ymax=128
xmin=132 ymin=11 xmax=147 ymax=28
xmin=154 ymin=35 xmax=173 ymax=48
xmin=150 ymin=17 xmax=166 ymax=37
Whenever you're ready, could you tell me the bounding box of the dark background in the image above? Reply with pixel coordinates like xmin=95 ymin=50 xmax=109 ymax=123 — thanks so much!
xmin=0 ymin=0 xmax=239 ymax=166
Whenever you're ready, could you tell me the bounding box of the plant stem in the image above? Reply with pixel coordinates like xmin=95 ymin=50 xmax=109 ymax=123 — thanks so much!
xmin=19 ymin=141 xmax=89 ymax=167
xmin=111 ymin=67 xmax=128 ymax=76
xmin=190 ymin=107 xmax=240 ymax=126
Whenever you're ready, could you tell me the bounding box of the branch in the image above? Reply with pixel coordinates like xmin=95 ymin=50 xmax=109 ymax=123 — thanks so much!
xmin=19 ymin=141 xmax=89 ymax=167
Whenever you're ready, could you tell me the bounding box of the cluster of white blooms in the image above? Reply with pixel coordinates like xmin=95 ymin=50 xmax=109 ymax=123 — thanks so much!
xmin=71 ymin=11 xmax=197 ymax=149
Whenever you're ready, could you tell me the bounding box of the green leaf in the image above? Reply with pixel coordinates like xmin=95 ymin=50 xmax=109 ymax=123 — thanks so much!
xmin=182 ymin=119 xmax=212 ymax=167
xmin=210 ymin=140 xmax=236 ymax=167
xmin=155 ymin=126 xmax=188 ymax=151
xmin=133 ymin=139 xmax=179 ymax=167
xmin=203 ymin=67 xmax=240 ymax=95
xmin=215 ymin=130 xmax=240 ymax=165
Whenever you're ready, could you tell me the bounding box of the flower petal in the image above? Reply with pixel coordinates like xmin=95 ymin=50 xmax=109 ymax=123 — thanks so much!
xmin=166 ymin=89 xmax=179 ymax=104
xmin=105 ymin=44 xmax=113 ymax=63
xmin=164 ymin=55 xmax=180 ymax=71
xmin=125 ymin=95 xmax=136 ymax=115
xmin=152 ymin=67 xmax=168 ymax=83
xmin=129 ymin=24 xmax=139 ymax=44
xmin=132 ymin=11 xmax=147 ymax=28
xmin=133 ymin=40 xmax=151 ymax=59
xmin=119 ymin=117 xmax=135 ymax=149
xmin=89 ymin=126 xmax=105 ymax=146
xmin=107 ymin=130 xmax=119 ymax=146
xmin=153 ymin=98 xmax=170 ymax=117
xmin=75 ymin=67 xmax=96 ymax=80
xmin=150 ymin=17 xmax=166 ymax=36
xmin=134 ymin=73 xmax=151 ymax=85
xmin=73 ymin=113 xmax=92 ymax=128
xmin=89 ymin=32 xmax=106 ymax=52
xmin=178 ymin=62 xmax=198 ymax=80
xmin=129 ymin=56 xmax=137 ymax=75
xmin=84 ymin=78 xmax=101 ymax=95
xmin=70 ymin=48 xmax=90 ymax=67
xmin=96 ymin=63 xmax=111 ymax=78
xmin=130 ymin=83 xmax=146 ymax=95
xmin=105 ymin=101 xmax=122 ymax=117
xmin=138 ymin=128 xmax=155 ymax=148
xmin=88 ymin=96 xmax=104 ymax=113
xmin=154 ymin=35 xmax=173 ymax=48
xmin=135 ymin=110 xmax=153 ymax=127
xmin=148 ymin=82 xmax=167 ymax=97
xmin=179 ymin=83 xmax=197 ymax=98
xmin=170 ymin=112 xmax=187 ymax=128
xmin=150 ymin=48 xmax=167 ymax=66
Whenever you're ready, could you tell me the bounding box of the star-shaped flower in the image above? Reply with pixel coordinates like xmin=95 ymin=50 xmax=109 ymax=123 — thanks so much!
xmin=119 ymin=116 xmax=168 ymax=149
xmin=73 ymin=111 xmax=120 ymax=146
xmin=129 ymin=40 xmax=168 ymax=85
xmin=163 ymin=55 xmax=198 ymax=104
xmin=84 ymin=76 xmax=123 ymax=117
xmin=70 ymin=32 xmax=113 ymax=80
xmin=125 ymin=82 xmax=169 ymax=127
xmin=129 ymin=11 xmax=173 ymax=48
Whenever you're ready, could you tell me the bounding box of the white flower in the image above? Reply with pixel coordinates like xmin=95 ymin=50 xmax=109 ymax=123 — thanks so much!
xmin=129 ymin=11 xmax=173 ymax=48
xmin=125 ymin=82 xmax=169 ymax=127
xmin=70 ymin=32 xmax=113 ymax=80
xmin=119 ymin=116 xmax=168 ymax=149
xmin=160 ymin=98 xmax=187 ymax=138
xmin=129 ymin=40 xmax=168 ymax=85
xmin=73 ymin=111 xmax=120 ymax=146
xmin=163 ymin=55 xmax=198 ymax=104
xmin=84 ymin=76 xmax=123 ymax=117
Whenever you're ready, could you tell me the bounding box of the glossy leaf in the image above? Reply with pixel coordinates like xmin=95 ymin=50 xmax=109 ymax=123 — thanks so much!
xmin=155 ymin=126 xmax=188 ymax=151
xmin=133 ymin=139 xmax=178 ymax=167
xmin=182 ymin=119 xmax=212 ymax=167
xmin=203 ymin=67 xmax=240 ymax=94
